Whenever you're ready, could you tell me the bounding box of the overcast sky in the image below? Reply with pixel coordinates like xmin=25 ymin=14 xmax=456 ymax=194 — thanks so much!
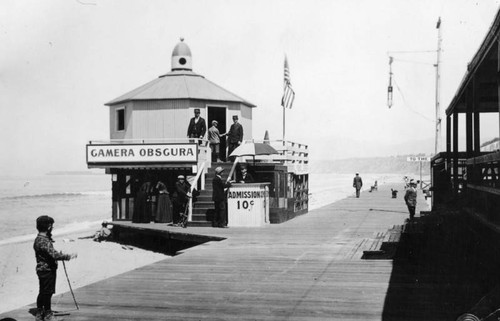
xmin=1 ymin=0 xmax=499 ymax=175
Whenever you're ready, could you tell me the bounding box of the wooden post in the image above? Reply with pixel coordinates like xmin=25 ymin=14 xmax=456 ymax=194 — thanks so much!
xmin=453 ymin=111 xmax=459 ymax=195
xmin=466 ymin=84 xmax=473 ymax=158
xmin=446 ymin=115 xmax=451 ymax=171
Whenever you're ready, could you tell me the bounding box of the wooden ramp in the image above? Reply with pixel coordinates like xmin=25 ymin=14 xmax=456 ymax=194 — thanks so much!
xmin=2 ymin=184 xmax=442 ymax=321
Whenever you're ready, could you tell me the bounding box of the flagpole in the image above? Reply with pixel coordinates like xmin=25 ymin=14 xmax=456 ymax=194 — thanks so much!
xmin=283 ymin=103 xmax=286 ymax=142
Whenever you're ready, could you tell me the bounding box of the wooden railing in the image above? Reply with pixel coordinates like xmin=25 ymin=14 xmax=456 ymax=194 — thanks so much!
xmin=466 ymin=151 xmax=500 ymax=196
xmin=242 ymin=140 xmax=309 ymax=174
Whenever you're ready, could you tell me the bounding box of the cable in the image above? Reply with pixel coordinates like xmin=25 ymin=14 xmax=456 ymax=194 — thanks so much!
xmin=392 ymin=77 xmax=435 ymax=123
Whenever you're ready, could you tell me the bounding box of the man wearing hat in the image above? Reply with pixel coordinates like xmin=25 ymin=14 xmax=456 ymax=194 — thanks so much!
xmin=173 ymin=175 xmax=191 ymax=224
xmin=353 ymin=173 xmax=363 ymax=198
xmin=226 ymin=115 xmax=243 ymax=162
xmin=404 ymin=179 xmax=418 ymax=220
xmin=34 ymin=215 xmax=77 ymax=321
xmin=212 ymin=166 xmax=231 ymax=228
xmin=208 ymin=120 xmax=222 ymax=162
xmin=187 ymin=108 xmax=207 ymax=144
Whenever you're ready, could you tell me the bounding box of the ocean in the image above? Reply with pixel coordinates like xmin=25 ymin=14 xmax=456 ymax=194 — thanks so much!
xmin=0 ymin=174 xmax=111 ymax=244
xmin=0 ymin=171 xmax=394 ymax=245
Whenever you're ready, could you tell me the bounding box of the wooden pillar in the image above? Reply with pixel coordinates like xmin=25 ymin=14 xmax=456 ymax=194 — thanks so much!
xmin=466 ymin=84 xmax=473 ymax=158
xmin=453 ymin=111 xmax=459 ymax=195
xmin=473 ymin=77 xmax=480 ymax=156
xmin=446 ymin=114 xmax=451 ymax=171
xmin=498 ymin=38 xmax=500 ymax=147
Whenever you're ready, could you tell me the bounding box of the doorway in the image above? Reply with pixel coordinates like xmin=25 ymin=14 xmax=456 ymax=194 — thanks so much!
xmin=207 ymin=106 xmax=227 ymax=162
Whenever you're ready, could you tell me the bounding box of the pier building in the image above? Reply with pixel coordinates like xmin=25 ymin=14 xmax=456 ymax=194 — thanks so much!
xmin=86 ymin=39 xmax=309 ymax=226
xmin=431 ymin=10 xmax=500 ymax=217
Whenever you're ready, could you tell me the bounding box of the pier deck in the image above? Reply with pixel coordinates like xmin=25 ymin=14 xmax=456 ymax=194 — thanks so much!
xmin=3 ymin=183 xmax=469 ymax=321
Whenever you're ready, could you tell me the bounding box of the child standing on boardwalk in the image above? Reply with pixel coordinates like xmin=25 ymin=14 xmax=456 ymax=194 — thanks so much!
xmin=34 ymin=215 xmax=77 ymax=321
xmin=404 ymin=180 xmax=418 ymax=220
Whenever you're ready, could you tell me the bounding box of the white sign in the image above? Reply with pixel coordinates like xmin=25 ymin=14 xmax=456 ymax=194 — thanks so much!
xmin=227 ymin=184 xmax=270 ymax=227
xmin=87 ymin=143 xmax=198 ymax=164
xmin=407 ymin=156 xmax=431 ymax=162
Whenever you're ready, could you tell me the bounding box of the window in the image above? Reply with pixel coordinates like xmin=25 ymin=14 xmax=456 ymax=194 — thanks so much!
xmin=116 ymin=108 xmax=125 ymax=131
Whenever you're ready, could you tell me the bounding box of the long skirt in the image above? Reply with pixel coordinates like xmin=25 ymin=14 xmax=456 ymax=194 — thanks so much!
xmin=156 ymin=193 xmax=173 ymax=223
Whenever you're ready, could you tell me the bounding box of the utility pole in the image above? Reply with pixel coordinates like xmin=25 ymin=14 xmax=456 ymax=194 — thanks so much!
xmin=388 ymin=57 xmax=393 ymax=108
xmin=434 ymin=17 xmax=442 ymax=155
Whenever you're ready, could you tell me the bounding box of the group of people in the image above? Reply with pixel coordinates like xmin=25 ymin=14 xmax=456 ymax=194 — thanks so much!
xmin=187 ymin=108 xmax=244 ymax=162
xmin=132 ymin=176 xmax=192 ymax=225
xmin=353 ymin=173 xmax=418 ymax=221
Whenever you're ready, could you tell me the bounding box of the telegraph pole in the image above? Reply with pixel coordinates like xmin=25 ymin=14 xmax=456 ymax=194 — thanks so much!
xmin=434 ymin=17 xmax=442 ymax=155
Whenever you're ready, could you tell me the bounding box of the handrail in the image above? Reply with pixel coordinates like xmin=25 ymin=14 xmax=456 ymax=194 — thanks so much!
xmin=188 ymin=162 xmax=206 ymax=222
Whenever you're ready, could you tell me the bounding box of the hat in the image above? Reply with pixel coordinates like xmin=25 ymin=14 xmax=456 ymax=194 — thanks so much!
xmin=212 ymin=120 xmax=218 ymax=125
xmin=178 ymin=175 xmax=185 ymax=179
xmin=194 ymin=108 xmax=200 ymax=113
xmin=215 ymin=166 xmax=224 ymax=174
xmin=36 ymin=215 xmax=54 ymax=232
xmin=232 ymin=115 xmax=238 ymax=119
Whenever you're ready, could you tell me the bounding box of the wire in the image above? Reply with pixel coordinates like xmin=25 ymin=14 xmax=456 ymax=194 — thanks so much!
xmin=387 ymin=50 xmax=437 ymax=54
xmin=391 ymin=58 xmax=435 ymax=66
xmin=392 ymin=77 xmax=435 ymax=123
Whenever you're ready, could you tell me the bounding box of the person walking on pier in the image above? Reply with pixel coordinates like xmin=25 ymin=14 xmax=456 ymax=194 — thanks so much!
xmin=212 ymin=166 xmax=231 ymax=228
xmin=353 ymin=173 xmax=363 ymax=198
xmin=226 ymin=115 xmax=243 ymax=162
xmin=34 ymin=215 xmax=77 ymax=321
xmin=404 ymin=179 xmax=418 ymax=220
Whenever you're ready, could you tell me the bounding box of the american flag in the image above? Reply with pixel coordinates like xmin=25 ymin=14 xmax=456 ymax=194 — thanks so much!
xmin=281 ymin=55 xmax=295 ymax=109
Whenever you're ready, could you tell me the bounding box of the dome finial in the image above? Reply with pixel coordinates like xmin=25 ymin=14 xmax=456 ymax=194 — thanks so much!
xmin=171 ymin=39 xmax=192 ymax=71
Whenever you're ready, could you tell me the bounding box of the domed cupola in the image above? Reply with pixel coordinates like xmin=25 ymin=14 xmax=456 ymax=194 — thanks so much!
xmin=171 ymin=38 xmax=192 ymax=71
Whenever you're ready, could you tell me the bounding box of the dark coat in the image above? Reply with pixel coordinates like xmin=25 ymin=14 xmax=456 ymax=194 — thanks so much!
xmin=187 ymin=117 xmax=207 ymax=138
xmin=173 ymin=181 xmax=191 ymax=204
xmin=236 ymin=171 xmax=255 ymax=183
xmin=227 ymin=122 xmax=243 ymax=144
xmin=353 ymin=176 xmax=363 ymax=189
xmin=212 ymin=175 xmax=231 ymax=202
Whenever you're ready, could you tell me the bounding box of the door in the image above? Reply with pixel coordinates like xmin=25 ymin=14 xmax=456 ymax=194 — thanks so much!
xmin=207 ymin=106 xmax=227 ymax=161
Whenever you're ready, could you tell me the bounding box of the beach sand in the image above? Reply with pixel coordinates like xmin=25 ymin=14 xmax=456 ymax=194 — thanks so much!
xmin=0 ymin=228 xmax=168 ymax=314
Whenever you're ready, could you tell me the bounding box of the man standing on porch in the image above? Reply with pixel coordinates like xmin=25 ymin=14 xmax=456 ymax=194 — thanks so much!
xmin=226 ymin=115 xmax=243 ymax=162
xmin=187 ymin=108 xmax=207 ymax=144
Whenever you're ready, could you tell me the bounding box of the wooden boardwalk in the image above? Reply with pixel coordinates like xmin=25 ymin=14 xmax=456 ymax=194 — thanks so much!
xmin=3 ymin=183 xmax=464 ymax=321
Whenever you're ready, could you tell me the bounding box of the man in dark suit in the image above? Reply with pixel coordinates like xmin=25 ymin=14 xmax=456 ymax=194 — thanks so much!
xmin=212 ymin=166 xmax=231 ymax=228
xmin=226 ymin=115 xmax=243 ymax=162
xmin=353 ymin=173 xmax=363 ymax=198
xmin=236 ymin=163 xmax=255 ymax=183
xmin=187 ymin=108 xmax=207 ymax=144
xmin=173 ymin=175 xmax=191 ymax=223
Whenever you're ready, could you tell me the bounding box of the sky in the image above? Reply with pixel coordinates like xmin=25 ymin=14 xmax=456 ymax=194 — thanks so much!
xmin=1 ymin=0 xmax=500 ymax=175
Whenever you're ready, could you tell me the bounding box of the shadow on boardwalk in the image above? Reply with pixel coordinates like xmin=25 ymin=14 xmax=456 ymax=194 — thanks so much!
xmin=382 ymin=210 xmax=500 ymax=321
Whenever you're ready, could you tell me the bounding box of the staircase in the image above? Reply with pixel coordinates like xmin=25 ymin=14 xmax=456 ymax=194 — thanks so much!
xmin=190 ymin=162 xmax=234 ymax=227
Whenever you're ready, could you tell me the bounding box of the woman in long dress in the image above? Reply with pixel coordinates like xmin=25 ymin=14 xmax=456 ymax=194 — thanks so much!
xmin=155 ymin=181 xmax=173 ymax=223
xmin=132 ymin=182 xmax=150 ymax=223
